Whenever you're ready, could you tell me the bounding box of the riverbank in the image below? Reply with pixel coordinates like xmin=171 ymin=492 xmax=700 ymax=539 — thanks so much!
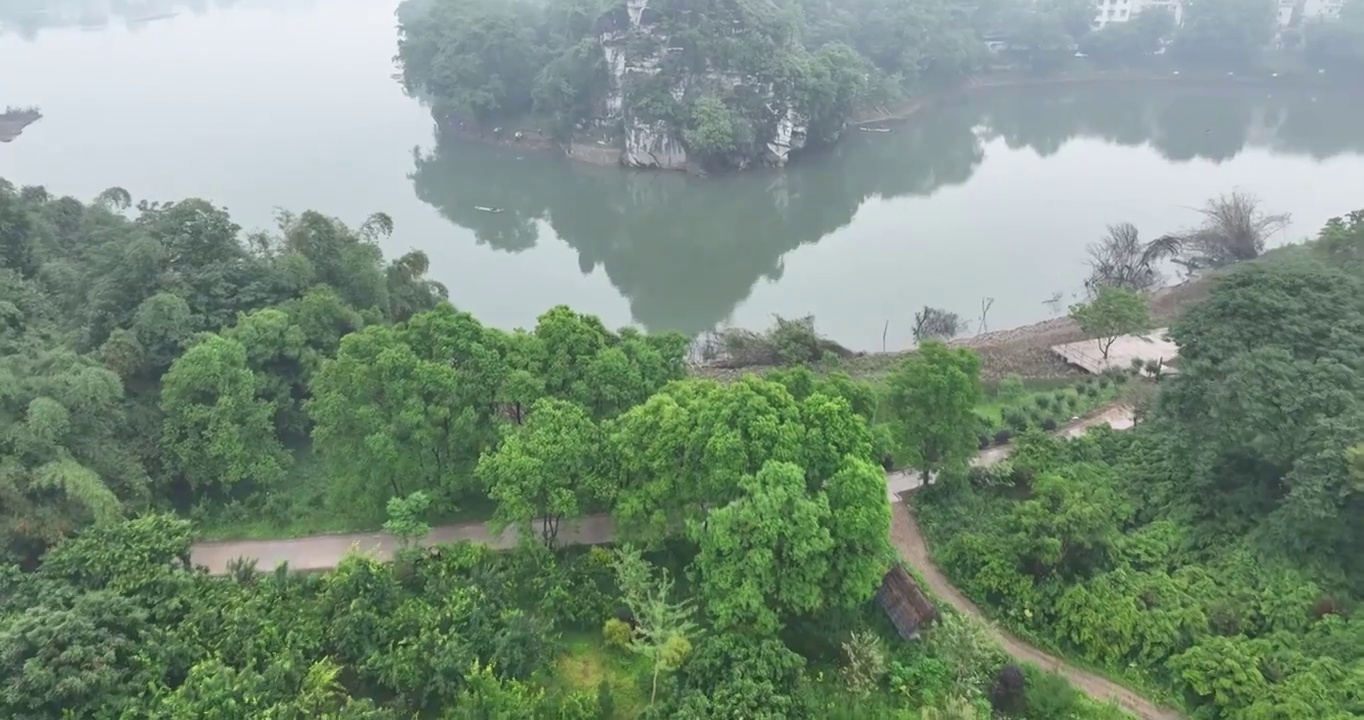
xmin=0 ymin=108 xmax=42 ymax=143
xmin=691 ymin=275 xmax=1212 ymax=384
xmin=850 ymin=68 xmax=1364 ymax=128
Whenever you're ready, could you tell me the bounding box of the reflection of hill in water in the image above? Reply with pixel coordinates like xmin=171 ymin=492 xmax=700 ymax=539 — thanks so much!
xmin=410 ymin=84 xmax=1364 ymax=336
xmin=0 ymin=0 xmax=310 ymax=39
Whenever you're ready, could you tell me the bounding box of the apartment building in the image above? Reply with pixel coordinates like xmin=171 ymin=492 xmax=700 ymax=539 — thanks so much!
xmin=1092 ymin=0 xmax=1184 ymax=28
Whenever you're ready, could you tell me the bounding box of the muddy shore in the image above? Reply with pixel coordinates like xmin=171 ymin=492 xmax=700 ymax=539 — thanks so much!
xmin=691 ymin=275 xmax=1212 ymax=383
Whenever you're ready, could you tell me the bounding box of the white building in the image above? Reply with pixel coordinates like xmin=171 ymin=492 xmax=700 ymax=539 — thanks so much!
xmin=1272 ymin=0 xmax=1345 ymax=28
xmin=1093 ymin=0 xmax=1184 ymax=29
xmin=1302 ymin=0 xmax=1345 ymax=19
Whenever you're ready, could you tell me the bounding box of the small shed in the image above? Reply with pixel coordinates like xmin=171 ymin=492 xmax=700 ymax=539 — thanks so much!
xmin=876 ymin=565 xmax=940 ymax=640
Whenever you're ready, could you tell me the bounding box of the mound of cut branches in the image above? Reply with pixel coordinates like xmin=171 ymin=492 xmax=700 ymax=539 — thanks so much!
xmin=694 ymin=315 xmax=856 ymax=368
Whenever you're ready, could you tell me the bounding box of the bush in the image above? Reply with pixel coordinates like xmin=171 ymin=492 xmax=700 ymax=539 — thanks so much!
xmin=993 ymin=429 xmax=1014 ymax=446
xmin=969 ymin=461 xmax=1015 ymax=489
xmin=1002 ymin=408 xmax=1029 ymax=430
xmin=1033 ymin=395 xmax=1054 ymax=413
xmin=596 ymin=679 xmax=615 ymax=720
xmin=989 ymin=664 xmax=1028 ymax=716
xmin=977 ymin=433 xmax=993 ymax=450
xmin=997 ymin=374 xmax=1025 ymax=401
xmin=1026 ymin=407 xmax=1046 ymax=426
xmin=699 ymin=315 xmax=853 ymax=368
xmin=839 ymin=631 xmax=888 ymax=694
xmin=602 ymin=618 xmax=632 ymax=650
xmin=1041 ymin=418 xmax=1059 ymax=432
xmin=1024 ymin=669 xmax=1079 ymax=719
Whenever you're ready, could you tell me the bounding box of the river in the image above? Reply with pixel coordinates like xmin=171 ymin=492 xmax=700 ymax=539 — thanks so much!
xmin=5 ymin=0 xmax=1364 ymax=350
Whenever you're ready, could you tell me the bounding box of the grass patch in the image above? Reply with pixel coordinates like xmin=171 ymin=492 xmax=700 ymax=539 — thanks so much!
xmin=195 ymin=443 xmax=496 ymax=541
xmin=554 ymin=633 xmax=650 ymax=719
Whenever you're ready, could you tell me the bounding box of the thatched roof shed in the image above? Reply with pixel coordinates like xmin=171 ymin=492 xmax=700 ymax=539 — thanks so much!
xmin=876 ymin=565 xmax=939 ymax=640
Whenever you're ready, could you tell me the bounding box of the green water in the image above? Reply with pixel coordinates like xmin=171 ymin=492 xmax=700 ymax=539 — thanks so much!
xmin=4 ymin=0 xmax=1364 ymax=349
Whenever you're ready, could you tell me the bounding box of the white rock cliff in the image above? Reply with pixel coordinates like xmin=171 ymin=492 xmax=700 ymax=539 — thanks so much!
xmin=588 ymin=0 xmax=812 ymax=170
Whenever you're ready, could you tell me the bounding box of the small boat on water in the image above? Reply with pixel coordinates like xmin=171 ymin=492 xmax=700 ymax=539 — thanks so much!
xmin=474 ymin=206 xmax=504 ymax=214
xmin=859 ymin=126 xmax=891 ymax=133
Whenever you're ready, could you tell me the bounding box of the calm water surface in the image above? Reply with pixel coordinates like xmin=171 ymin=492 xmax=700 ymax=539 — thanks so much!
xmin=5 ymin=0 xmax=1364 ymax=349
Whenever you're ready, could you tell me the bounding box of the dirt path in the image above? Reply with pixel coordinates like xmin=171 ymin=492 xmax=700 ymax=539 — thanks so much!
xmin=888 ymin=404 xmax=1181 ymax=720
xmin=191 ymin=514 xmax=616 ymax=574
xmin=189 ymin=403 xmax=1176 ymax=718
xmin=890 ymin=501 xmax=1177 ymax=719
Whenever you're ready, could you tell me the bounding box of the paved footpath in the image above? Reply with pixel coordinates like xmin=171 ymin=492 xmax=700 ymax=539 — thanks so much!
xmin=190 ymin=404 xmax=1176 ymax=719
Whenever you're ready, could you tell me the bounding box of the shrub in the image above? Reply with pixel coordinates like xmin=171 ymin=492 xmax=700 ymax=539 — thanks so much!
xmin=977 ymin=433 xmax=992 ymax=450
xmin=1024 ymin=669 xmax=1079 ymax=719
xmin=1002 ymin=408 xmax=1029 ymax=430
xmin=1314 ymin=596 xmax=1343 ymax=619
xmin=969 ymin=460 xmax=1016 ymax=489
xmin=1041 ymin=418 xmax=1059 ymax=432
xmin=839 ymin=631 xmax=888 ymax=694
xmin=1026 ymin=407 xmax=1046 ymax=426
xmin=888 ymin=656 xmax=953 ymax=706
xmin=1033 ymin=395 xmax=1053 ymax=413
xmin=997 ymin=374 xmax=1025 ymax=401
xmin=596 ymin=680 xmax=615 ymax=720
xmin=989 ymin=664 xmax=1028 ymax=716
xmin=993 ymin=429 xmax=1013 ymax=446
xmin=602 ymin=618 xmax=632 ymax=650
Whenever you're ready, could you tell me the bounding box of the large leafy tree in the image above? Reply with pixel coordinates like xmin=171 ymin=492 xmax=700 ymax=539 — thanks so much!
xmin=690 ymin=461 xmax=834 ymax=635
xmin=477 ymin=397 xmax=609 ymax=546
xmin=0 ymin=347 xmax=144 ymax=563
xmin=608 ymin=375 xmax=872 ymax=546
xmin=822 ymin=456 xmax=893 ymax=609
xmin=884 ymin=342 xmax=983 ymax=483
xmin=160 ymin=335 xmax=289 ymax=499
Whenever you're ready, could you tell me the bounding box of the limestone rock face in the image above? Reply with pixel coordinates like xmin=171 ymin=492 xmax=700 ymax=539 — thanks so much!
xmin=589 ymin=0 xmax=815 ymax=170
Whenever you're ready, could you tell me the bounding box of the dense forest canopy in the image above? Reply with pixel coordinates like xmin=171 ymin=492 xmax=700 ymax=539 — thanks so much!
xmin=917 ymin=210 xmax=1364 ymax=719
xmin=0 ymin=175 xmax=1153 ymax=719
xmin=395 ymin=0 xmax=1364 ymax=170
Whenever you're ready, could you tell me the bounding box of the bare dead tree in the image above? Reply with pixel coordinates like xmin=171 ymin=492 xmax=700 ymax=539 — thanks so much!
xmin=912 ymin=306 xmax=963 ymax=344
xmin=977 ymin=297 xmax=995 ymax=334
xmin=1084 ymin=223 xmax=1182 ymax=295
xmin=1176 ymin=192 xmax=1290 ymax=270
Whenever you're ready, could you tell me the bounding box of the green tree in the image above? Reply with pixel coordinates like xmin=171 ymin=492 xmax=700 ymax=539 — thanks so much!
xmin=1172 ymin=0 xmax=1277 ymax=67
xmin=822 ymin=457 xmax=893 ymax=609
xmin=683 ymin=96 xmax=745 ymax=163
xmin=610 ymin=545 xmax=700 ymax=706
xmin=885 ymin=342 xmax=984 ymax=483
xmin=1069 ymin=286 xmax=1150 ymax=361
xmin=160 ymin=335 xmax=289 ymax=498
xmin=690 ymin=461 xmax=834 ymax=635
xmin=477 ymin=397 xmax=609 ymax=546
xmin=384 ymin=490 xmax=433 ymax=548
xmin=308 ymin=306 xmax=506 ymax=517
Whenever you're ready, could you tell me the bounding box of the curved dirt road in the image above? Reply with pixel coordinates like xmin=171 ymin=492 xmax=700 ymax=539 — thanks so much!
xmin=191 ymin=404 xmax=1177 ymax=718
